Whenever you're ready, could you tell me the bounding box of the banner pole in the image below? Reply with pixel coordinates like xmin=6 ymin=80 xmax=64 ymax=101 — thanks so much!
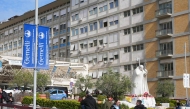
xmin=185 ymin=43 xmax=188 ymax=101
xmin=33 ymin=0 xmax=38 ymax=109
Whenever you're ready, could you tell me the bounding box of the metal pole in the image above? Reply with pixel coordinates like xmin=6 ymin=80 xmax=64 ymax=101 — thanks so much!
xmin=185 ymin=43 xmax=188 ymax=100
xmin=33 ymin=0 xmax=38 ymax=109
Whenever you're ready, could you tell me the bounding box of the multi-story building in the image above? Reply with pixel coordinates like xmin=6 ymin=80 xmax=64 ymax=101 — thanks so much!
xmin=0 ymin=0 xmax=70 ymax=60
xmin=1 ymin=0 xmax=190 ymax=98
xmin=69 ymin=0 xmax=190 ymax=98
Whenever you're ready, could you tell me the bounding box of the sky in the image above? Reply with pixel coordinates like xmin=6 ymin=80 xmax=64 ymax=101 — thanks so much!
xmin=0 ymin=0 xmax=55 ymax=21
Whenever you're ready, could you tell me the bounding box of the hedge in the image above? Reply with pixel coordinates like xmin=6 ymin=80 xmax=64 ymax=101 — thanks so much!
xmin=22 ymin=96 xmax=81 ymax=109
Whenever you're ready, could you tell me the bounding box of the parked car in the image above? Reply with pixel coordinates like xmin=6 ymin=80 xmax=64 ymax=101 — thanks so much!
xmin=45 ymin=86 xmax=68 ymax=97
xmin=49 ymin=89 xmax=67 ymax=100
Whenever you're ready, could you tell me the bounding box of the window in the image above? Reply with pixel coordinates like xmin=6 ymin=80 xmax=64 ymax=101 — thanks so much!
xmin=89 ymin=43 xmax=93 ymax=47
xmin=99 ymin=19 xmax=108 ymax=28
xmin=132 ymin=7 xmax=143 ymax=15
xmin=160 ymin=22 xmax=172 ymax=30
xmin=72 ymin=28 xmax=79 ymax=36
xmin=50 ymin=91 xmax=57 ymax=94
xmin=99 ymin=4 xmax=107 ymax=12
xmin=89 ymin=7 xmax=97 ymax=16
xmin=132 ymin=25 xmax=143 ymax=33
xmin=40 ymin=17 xmax=46 ymax=24
xmin=160 ymin=63 xmax=173 ymax=71
xmin=14 ymin=41 xmax=17 ymax=48
xmin=80 ymin=26 xmax=88 ymax=34
xmin=124 ymin=46 xmax=131 ymax=53
xmin=99 ymin=39 xmax=103 ymax=45
xmin=114 ymin=54 xmax=118 ymax=59
xmin=109 ymin=0 xmax=118 ymax=9
xmin=80 ymin=43 xmax=84 ymax=49
xmin=124 ymin=28 xmax=130 ymax=35
xmin=93 ymin=40 xmax=97 ymax=46
xmin=124 ymin=10 xmax=130 ymax=17
xmin=109 ymin=15 xmax=119 ymax=26
xmin=72 ymin=14 xmax=79 ymax=21
xmin=89 ymin=22 xmax=97 ymax=31
xmin=159 ymin=2 xmax=172 ymax=9
xmin=133 ymin=44 xmax=143 ymax=51
xmin=124 ymin=65 xmax=131 ymax=71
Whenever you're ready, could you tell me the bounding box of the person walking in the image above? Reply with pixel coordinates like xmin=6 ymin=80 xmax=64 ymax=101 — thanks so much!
xmin=134 ymin=100 xmax=147 ymax=109
xmin=7 ymin=92 xmax=14 ymax=104
xmin=110 ymin=99 xmax=121 ymax=109
xmin=0 ymin=88 xmax=8 ymax=103
xmin=80 ymin=91 xmax=98 ymax=109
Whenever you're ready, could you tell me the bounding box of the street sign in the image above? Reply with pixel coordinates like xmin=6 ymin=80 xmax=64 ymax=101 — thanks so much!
xmin=22 ymin=24 xmax=36 ymax=68
xmin=183 ymin=73 xmax=190 ymax=88
xmin=37 ymin=26 xmax=49 ymax=69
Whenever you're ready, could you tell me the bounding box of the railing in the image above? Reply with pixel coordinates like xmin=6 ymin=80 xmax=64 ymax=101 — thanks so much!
xmin=53 ymin=45 xmax=58 ymax=49
xmin=156 ymin=29 xmax=172 ymax=37
xmin=155 ymin=8 xmax=172 ymax=17
xmin=157 ymin=70 xmax=173 ymax=78
xmin=156 ymin=49 xmax=173 ymax=57
xmin=0 ymin=103 xmax=51 ymax=109
xmin=60 ymin=29 xmax=66 ymax=34
xmin=60 ymin=43 xmax=66 ymax=47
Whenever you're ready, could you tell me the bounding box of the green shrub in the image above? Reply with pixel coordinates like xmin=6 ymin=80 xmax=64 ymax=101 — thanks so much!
xmin=130 ymin=107 xmax=134 ymax=109
xmin=78 ymin=92 xmax=86 ymax=98
xmin=155 ymin=97 xmax=170 ymax=103
xmin=22 ymin=96 xmax=81 ymax=109
xmin=170 ymin=102 xmax=175 ymax=107
xmin=97 ymin=95 xmax=107 ymax=101
xmin=120 ymin=103 xmax=129 ymax=109
xmin=166 ymin=108 xmax=174 ymax=109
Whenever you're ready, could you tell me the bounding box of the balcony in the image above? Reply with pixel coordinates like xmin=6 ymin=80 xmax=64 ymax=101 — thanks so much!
xmin=156 ymin=50 xmax=173 ymax=58
xmin=60 ymin=30 xmax=66 ymax=34
xmin=53 ymin=45 xmax=58 ymax=49
xmin=156 ymin=29 xmax=173 ymax=38
xmin=156 ymin=8 xmax=172 ymax=19
xmin=157 ymin=70 xmax=173 ymax=78
xmin=60 ymin=43 xmax=66 ymax=47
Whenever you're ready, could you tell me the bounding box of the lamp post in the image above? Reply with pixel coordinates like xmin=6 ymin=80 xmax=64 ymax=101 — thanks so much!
xmin=33 ymin=0 xmax=38 ymax=109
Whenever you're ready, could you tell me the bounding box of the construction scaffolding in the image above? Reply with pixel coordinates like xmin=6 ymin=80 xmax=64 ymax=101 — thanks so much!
xmin=0 ymin=55 xmax=88 ymax=86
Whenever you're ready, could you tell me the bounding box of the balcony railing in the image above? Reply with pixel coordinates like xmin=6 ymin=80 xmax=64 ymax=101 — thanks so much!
xmin=60 ymin=30 xmax=66 ymax=34
xmin=156 ymin=49 xmax=173 ymax=58
xmin=156 ymin=8 xmax=172 ymax=18
xmin=60 ymin=43 xmax=66 ymax=47
xmin=156 ymin=29 xmax=173 ymax=38
xmin=157 ymin=70 xmax=173 ymax=78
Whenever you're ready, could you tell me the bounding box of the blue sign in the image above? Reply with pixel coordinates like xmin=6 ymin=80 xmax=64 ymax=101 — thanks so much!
xmin=22 ymin=24 xmax=36 ymax=68
xmin=37 ymin=26 xmax=49 ymax=69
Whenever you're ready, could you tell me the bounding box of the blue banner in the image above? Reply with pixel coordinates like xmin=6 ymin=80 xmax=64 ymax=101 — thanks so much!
xmin=22 ymin=24 xmax=36 ymax=68
xmin=52 ymin=66 xmax=57 ymax=73
xmin=67 ymin=67 xmax=71 ymax=74
xmin=37 ymin=26 xmax=49 ymax=69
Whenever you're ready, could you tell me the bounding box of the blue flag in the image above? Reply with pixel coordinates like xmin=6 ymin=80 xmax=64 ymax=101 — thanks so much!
xmin=67 ymin=67 xmax=71 ymax=74
xmin=37 ymin=26 xmax=50 ymax=69
xmin=22 ymin=24 xmax=36 ymax=68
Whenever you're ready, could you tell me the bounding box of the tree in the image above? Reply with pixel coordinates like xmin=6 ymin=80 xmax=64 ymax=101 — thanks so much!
xmin=156 ymin=79 xmax=175 ymax=97
xmin=75 ymin=74 xmax=93 ymax=92
xmin=12 ymin=69 xmax=33 ymax=92
xmin=96 ymin=69 xmax=134 ymax=100
xmin=37 ymin=73 xmax=50 ymax=93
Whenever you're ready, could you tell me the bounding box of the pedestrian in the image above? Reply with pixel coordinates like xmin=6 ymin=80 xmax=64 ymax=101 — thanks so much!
xmin=80 ymin=91 xmax=98 ymax=109
xmin=110 ymin=99 xmax=121 ymax=109
xmin=7 ymin=92 xmax=14 ymax=104
xmin=0 ymin=88 xmax=8 ymax=103
xmin=134 ymin=100 xmax=147 ymax=109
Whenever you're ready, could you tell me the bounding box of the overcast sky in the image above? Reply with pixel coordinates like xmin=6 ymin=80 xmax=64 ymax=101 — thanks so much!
xmin=0 ymin=0 xmax=55 ymax=21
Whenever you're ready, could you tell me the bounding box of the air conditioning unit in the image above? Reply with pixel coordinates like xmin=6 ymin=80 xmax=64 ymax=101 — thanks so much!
xmin=104 ymin=61 xmax=107 ymax=64
xmin=79 ymin=18 xmax=83 ymax=22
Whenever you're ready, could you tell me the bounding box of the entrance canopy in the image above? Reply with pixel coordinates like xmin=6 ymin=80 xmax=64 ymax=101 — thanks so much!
xmin=0 ymin=55 xmax=88 ymax=85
